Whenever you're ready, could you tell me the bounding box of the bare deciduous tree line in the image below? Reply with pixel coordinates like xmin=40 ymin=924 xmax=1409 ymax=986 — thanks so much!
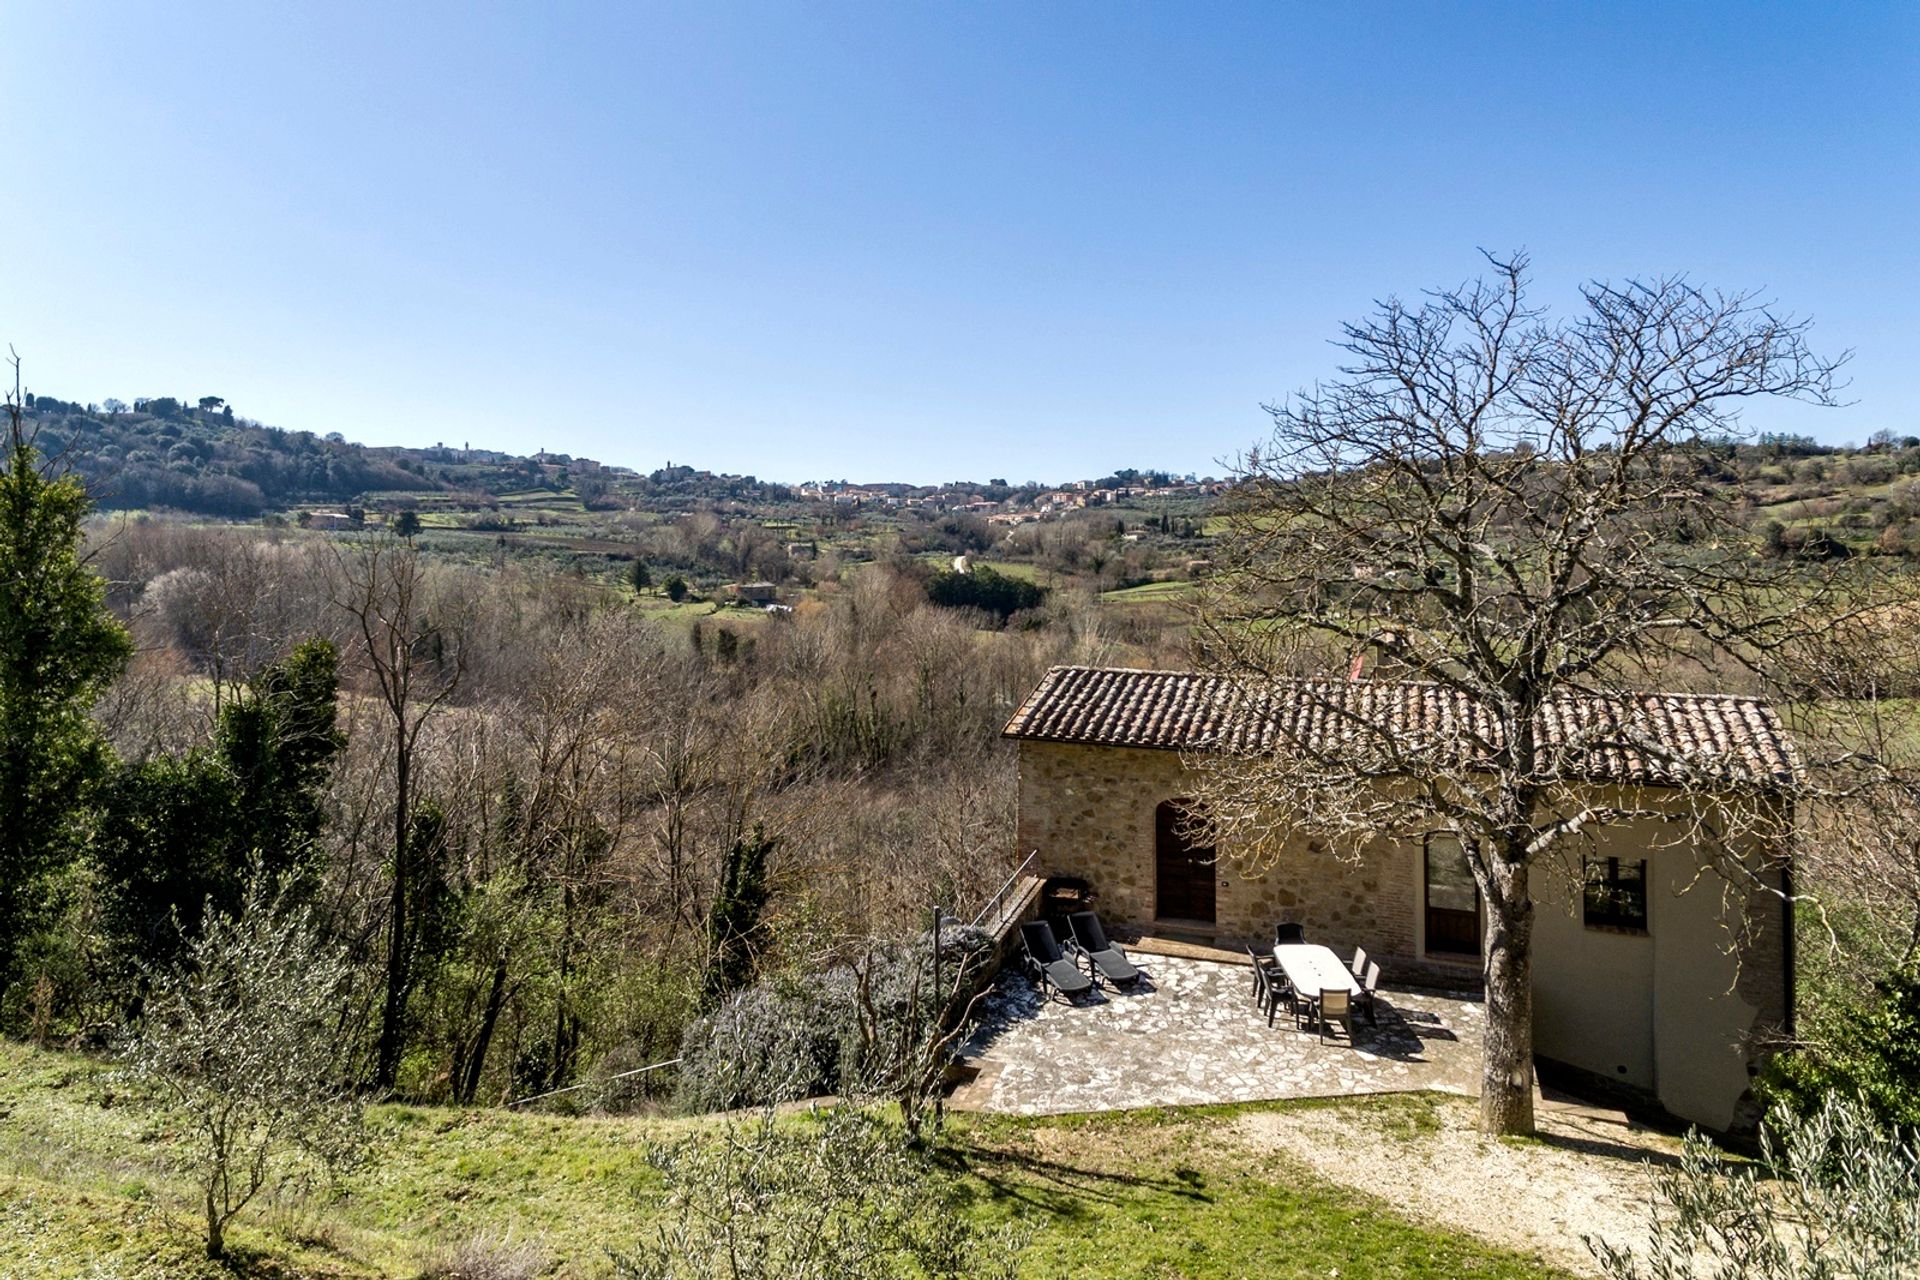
xmin=61 ymin=517 xmax=1167 ymax=1104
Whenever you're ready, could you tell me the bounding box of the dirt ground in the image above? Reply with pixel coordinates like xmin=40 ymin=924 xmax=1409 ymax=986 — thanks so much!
xmin=1233 ymin=1094 xmax=1684 ymax=1277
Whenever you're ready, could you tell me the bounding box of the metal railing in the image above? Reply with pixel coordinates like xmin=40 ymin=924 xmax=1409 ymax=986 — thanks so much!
xmin=506 ymin=1056 xmax=683 ymax=1108
xmin=969 ymin=849 xmax=1038 ymax=930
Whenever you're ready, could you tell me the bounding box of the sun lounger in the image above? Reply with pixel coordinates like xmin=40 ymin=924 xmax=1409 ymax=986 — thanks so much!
xmin=1067 ymin=911 xmax=1142 ymax=988
xmin=1020 ymin=920 xmax=1093 ymax=1000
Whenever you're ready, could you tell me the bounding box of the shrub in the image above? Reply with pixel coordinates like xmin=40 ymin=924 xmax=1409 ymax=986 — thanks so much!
xmin=674 ymin=978 xmax=843 ymax=1110
xmin=1759 ymin=962 xmax=1920 ymax=1133
xmin=1588 ymin=1093 xmax=1920 ymax=1278
xmin=418 ymin=1231 xmax=553 ymax=1280
xmin=120 ymin=873 xmax=364 ymax=1259
xmin=610 ymin=1105 xmax=1025 ymax=1280
xmin=673 ymin=925 xmax=996 ymax=1115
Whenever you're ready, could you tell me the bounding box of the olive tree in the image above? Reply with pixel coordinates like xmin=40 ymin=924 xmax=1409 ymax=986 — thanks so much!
xmin=611 ymin=1105 xmax=1024 ymax=1280
xmin=122 ymin=874 xmax=364 ymax=1259
xmin=1589 ymin=1094 xmax=1920 ymax=1278
xmin=1193 ymin=253 xmax=1845 ymax=1135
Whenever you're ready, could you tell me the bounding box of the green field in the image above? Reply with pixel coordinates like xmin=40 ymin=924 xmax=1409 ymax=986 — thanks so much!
xmin=0 ymin=1042 xmax=1571 ymax=1279
xmin=915 ymin=553 xmax=1042 ymax=582
xmin=974 ymin=559 xmax=1040 ymax=582
xmin=629 ymin=594 xmax=778 ymax=632
xmin=1102 ymin=578 xmax=1197 ymax=604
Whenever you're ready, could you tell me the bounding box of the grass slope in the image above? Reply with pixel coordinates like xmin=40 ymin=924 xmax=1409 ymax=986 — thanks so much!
xmin=0 ymin=1043 xmax=1573 ymax=1279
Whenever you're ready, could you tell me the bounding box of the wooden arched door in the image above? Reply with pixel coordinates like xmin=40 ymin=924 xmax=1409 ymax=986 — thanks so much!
xmin=1155 ymin=800 xmax=1216 ymax=924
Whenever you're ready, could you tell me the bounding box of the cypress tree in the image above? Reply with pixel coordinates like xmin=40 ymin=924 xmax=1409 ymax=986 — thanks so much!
xmin=0 ymin=374 xmax=132 ymax=1000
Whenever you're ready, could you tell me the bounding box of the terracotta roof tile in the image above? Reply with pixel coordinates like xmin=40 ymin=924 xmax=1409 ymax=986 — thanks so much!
xmin=1002 ymin=666 xmax=1798 ymax=788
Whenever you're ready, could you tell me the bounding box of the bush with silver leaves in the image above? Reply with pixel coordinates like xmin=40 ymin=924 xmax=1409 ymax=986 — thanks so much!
xmin=1588 ymin=1093 xmax=1920 ymax=1279
xmin=673 ymin=925 xmax=995 ymax=1114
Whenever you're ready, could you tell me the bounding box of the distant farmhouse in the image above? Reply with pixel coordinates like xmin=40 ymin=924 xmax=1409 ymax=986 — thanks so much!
xmin=1004 ymin=665 xmax=1795 ymax=1132
xmin=732 ymin=581 xmax=778 ymax=605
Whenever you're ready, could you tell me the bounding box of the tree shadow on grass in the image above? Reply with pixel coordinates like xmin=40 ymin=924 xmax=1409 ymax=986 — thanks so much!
xmin=933 ymin=1135 xmax=1215 ymax=1219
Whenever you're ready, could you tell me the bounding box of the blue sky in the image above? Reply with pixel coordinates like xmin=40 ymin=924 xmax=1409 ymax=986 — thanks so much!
xmin=3 ymin=3 xmax=1915 ymax=484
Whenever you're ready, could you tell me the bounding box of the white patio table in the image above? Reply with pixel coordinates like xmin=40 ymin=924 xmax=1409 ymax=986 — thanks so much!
xmin=1273 ymin=943 xmax=1363 ymax=1034
xmin=1272 ymin=943 xmax=1361 ymax=1001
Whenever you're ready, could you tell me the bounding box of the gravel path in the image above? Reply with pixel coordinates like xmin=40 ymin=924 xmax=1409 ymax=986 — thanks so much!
xmin=1233 ymin=1095 xmax=1683 ymax=1277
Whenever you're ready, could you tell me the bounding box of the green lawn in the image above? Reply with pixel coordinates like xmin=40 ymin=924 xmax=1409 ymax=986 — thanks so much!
xmin=626 ymin=594 xmax=787 ymax=635
xmin=0 ymin=1042 xmax=1573 ymax=1279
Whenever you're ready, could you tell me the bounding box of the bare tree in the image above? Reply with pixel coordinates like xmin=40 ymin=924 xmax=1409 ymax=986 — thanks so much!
xmin=137 ymin=536 xmax=296 ymax=714
xmin=1191 ymin=253 xmax=1846 ymax=1135
xmin=1773 ymin=594 xmax=1920 ymax=1033
xmin=848 ymin=929 xmax=992 ymax=1149
xmin=336 ymin=536 xmax=466 ymax=1091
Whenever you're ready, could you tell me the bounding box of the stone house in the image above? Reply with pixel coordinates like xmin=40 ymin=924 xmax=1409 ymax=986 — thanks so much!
xmin=1004 ymin=664 xmax=1797 ymax=1132
xmin=731 ymin=581 xmax=778 ymax=605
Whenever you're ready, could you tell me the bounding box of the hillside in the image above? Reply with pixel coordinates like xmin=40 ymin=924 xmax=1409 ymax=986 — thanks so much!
xmin=0 ymin=1041 xmax=1586 ymax=1279
xmin=18 ymin=393 xmax=799 ymax=519
xmin=23 ymin=393 xmax=450 ymax=516
xmin=26 ymin=392 xmax=1920 ymax=565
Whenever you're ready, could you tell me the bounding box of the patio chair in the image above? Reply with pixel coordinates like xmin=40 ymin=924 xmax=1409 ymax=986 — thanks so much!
xmin=1355 ymin=960 xmax=1381 ymax=1025
xmin=1350 ymin=945 xmax=1368 ymax=979
xmin=1244 ymin=945 xmax=1267 ymax=1000
xmin=1317 ymin=988 xmax=1354 ymax=1043
xmin=1274 ymin=921 xmax=1307 ymax=946
xmin=1246 ymin=945 xmax=1288 ymax=1026
xmin=1068 ymin=911 xmax=1142 ymax=988
xmin=1020 ymin=920 xmax=1092 ymax=1002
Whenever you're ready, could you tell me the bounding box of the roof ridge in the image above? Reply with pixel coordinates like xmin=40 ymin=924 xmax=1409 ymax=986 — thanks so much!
xmin=1037 ymin=664 xmax=1778 ymax=710
xmin=1006 ymin=666 xmax=1795 ymax=786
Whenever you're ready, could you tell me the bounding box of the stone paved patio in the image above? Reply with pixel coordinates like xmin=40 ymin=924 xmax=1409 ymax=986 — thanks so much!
xmin=951 ymin=953 xmax=1485 ymax=1115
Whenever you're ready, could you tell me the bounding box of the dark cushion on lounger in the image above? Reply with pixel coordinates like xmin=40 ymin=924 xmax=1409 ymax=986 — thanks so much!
xmin=1068 ymin=912 xmax=1141 ymax=987
xmin=1021 ymin=921 xmax=1092 ymax=996
xmin=1043 ymin=957 xmax=1092 ymax=995
xmin=1068 ymin=911 xmax=1115 ymax=955
xmin=1084 ymin=946 xmax=1139 ymax=986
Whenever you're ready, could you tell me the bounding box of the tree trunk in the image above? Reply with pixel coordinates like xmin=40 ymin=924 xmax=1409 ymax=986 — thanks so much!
xmin=1479 ymin=850 xmax=1536 ymax=1136
xmin=457 ymin=954 xmax=510 ymax=1105
xmin=205 ymin=1189 xmax=223 ymax=1259
xmin=550 ymin=886 xmax=577 ymax=1087
xmin=374 ymin=739 xmax=411 ymax=1090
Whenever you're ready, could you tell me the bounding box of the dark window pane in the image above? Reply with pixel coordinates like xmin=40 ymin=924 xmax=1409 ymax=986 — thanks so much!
xmin=1582 ymin=856 xmax=1649 ymax=931
xmin=1425 ymin=837 xmax=1477 ymax=912
xmin=1424 ymin=835 xmax=1480 ymax=956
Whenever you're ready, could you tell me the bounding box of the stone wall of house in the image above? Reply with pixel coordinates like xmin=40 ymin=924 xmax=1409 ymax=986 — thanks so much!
xmin=1014 ymin=740 xmax=1448 ymax=979
xmin=1014 ymin=738 xmax=1795 ymax=1131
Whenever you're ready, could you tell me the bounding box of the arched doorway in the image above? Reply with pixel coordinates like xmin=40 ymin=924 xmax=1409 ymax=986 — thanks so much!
xmin=1154 ymin=800 xmax=1216 ymax=924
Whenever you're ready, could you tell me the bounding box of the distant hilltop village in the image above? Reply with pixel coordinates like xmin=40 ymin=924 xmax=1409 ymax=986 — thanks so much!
xmin=793 ymin=472 xmax=1225 ymax=526
xmin=14 ymin=390 xmax=1221 ymax=521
